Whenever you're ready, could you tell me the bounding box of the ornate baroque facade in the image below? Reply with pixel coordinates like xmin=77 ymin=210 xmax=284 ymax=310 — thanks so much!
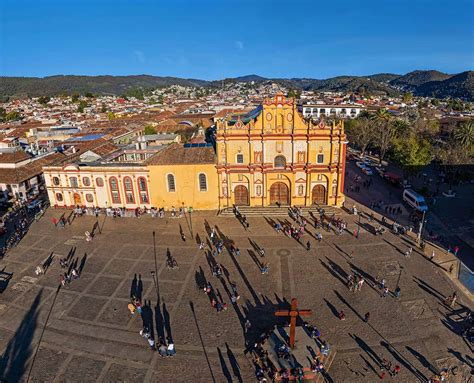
xmin=216 ymin=94 xmax=346 ymax=208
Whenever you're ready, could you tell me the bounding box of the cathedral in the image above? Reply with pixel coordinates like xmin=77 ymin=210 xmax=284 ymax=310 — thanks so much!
xmin=44 ymin=94 xmax=346 ymax=211
xmin=215 ymin=94 xmax=346 ymax=208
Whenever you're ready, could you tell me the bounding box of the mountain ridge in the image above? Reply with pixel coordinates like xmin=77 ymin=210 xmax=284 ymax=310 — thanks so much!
xmin=1 ymin=70 xmax=473 ymax=100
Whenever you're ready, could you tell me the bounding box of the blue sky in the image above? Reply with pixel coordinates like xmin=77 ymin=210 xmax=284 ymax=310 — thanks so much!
xmin=1 ymin=0 xmax=473 ymax=79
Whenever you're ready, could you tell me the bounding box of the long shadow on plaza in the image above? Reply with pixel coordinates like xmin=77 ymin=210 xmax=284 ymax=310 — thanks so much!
xmin=0 ymin=289 xmax=42 ymax=381
xmin=226 ymin=342 xmax=243 ymax=383
xmin=217 ymin=347 xmax=233 ymax=383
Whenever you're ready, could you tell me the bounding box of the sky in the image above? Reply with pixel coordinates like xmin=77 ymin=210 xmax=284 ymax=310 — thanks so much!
xmin=1 ymin=0 xmax=473 ymax=80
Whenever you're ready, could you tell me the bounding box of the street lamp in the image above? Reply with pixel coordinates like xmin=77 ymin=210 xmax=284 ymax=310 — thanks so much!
xmin=356 ymin=213 xmax=361 ymax=238
xmin=417 ymin=210 xmax=426 ymax=245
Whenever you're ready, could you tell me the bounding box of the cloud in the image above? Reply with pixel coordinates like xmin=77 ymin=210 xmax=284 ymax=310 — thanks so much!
xmin=133 ymin=50 xmax=146 ymax=63
xmin=235 ymin=40 xmax=244 ymax=50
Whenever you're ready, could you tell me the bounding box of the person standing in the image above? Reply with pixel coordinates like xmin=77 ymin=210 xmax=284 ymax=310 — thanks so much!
xmin=306 ymin=241 xmax=311 ymax=251
xmin=364 ymin=312 xmax=370 ymax=322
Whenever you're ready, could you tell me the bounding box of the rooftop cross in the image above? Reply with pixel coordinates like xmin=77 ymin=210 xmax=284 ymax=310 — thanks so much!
xmin=275 ymin=298 xmax=312 ymax=349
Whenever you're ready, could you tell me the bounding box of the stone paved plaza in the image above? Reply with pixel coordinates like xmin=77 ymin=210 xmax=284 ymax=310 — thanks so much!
xmin=0 ymin=208 xmax=472 ymax=382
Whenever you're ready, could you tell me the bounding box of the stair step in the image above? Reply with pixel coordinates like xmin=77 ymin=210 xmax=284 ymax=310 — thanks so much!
xmin=219 ymin=205 xmax=341 ymax=217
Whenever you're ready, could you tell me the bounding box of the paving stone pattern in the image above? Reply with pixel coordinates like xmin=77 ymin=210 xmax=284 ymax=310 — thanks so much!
xmin=0 ymin=209 xmax=472 ymax=382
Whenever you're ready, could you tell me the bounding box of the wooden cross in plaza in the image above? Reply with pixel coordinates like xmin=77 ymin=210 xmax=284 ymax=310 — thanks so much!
xmin=275 ymin=298 xmax=312 ymax=349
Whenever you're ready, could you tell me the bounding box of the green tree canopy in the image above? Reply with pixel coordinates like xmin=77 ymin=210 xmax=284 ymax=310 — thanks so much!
xmin=107 ymin=112 xmax=116 ymax=120
xmin=85 ymin=92 xmax=95 ymax=98
xmin=71 ymin=93 xmax=80 ymax=103
xmin=100 ymin=103 xmax=107 ymax=113
xmin=454 ymin=119 xmax=474 ymax=154
xmin=287 ymin=89 xmax=301 ymax=99
xmin=38 ymin=96 xmax=50 ymax=105
xmin=77 ymin=100 xmax=88 ymax=113
xmin=144 ymin=125 xmax=157 ymax=135
xmin=392 ymin=134 xmax=432 ymax=174
xmin=4 ymin=111 xmax=22 ymax=122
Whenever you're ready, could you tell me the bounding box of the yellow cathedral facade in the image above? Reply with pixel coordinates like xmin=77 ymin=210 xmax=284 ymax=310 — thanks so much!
xmin=215 ymin=94 xmax=347 ymax=208
xmin=43 ymin=94 xmax=346 ymax=211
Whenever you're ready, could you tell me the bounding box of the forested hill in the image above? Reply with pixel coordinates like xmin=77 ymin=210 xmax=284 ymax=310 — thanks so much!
xmin=1 ymin=70 xmax=473 ymax=100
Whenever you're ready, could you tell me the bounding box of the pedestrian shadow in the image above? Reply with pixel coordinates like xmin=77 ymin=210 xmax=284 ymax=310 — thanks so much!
xmin=334 ymin=290 xmax=363 ymax=322
xmin=226 ymin=342 xmax=243 ymax=383
xmin=0 ymin=289 xmax=42 ymax=381
xmin=163 ymin=302 xmax=173 ymax=342
xmin=405 ymin=346 xmax=439 ymax=375
xmin=214 ymin=225 xmax=262 ymax=306
xmin=350 ymin=334 xmax=383 ymax=369
xmin=141 ymin=300 xmax=154 ymax=340
xmin=383 ymin=238 xmax=405 ymax=255
xmin=247 ymin=249 xmax=262 ymax=271
xmin=130 ymin=273 xmax=138 ymax=299
xmin=380 ymin=340 xmax=427 ymax=382
xmin=217 ymin=347 xmax=233 ymax=383
xmin=320 ymin=257 xmax=348 ymax=287
xmin=323 ymin=298 xmax=340 ymax=318
xmin=78 ymin=254 xmax=87 ymax=275
xmin=359 ymin=354 xmax=380 ymax=378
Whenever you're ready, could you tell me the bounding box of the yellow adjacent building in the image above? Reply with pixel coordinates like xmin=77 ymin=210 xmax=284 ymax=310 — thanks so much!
xmin=146 ymin=143 xmax=219 ymax=210
xmin=215 ymin=94 xmax=346 ymax=208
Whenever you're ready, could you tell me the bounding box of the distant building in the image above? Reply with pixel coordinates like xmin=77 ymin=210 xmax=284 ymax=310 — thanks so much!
xmin=300 ymin=103 xmax=365 ymax=119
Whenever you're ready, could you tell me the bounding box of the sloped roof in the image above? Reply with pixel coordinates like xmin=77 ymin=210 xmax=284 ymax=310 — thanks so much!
xmin=146 ymin=143 xmax=215 ymax=166
xmin=0 ymin=150 xmax=32 ymax=164
xmin=0 ymin=152 xmax=65 ymax=184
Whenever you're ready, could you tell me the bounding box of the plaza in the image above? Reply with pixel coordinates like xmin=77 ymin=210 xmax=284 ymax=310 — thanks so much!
xmin=0 ymin=206 xmax=472 ymax=382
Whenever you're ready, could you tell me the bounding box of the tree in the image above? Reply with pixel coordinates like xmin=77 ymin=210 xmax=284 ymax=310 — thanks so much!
xmin=144 ymin=125 xmax=157 ymax=135
xmin=391 ymin=119 xmax=411 ymax=138
xmin=100 ymin=103 xmax=107 ymax=113
xmin=77 ymin=100 xmax=88 ymax=113
xmin=392 ymin=135 xmax=432 ymax=175
xmin=107 ymin=112 xmax=116 ymax=120
xmin=38 ymin=96 xmax=50 ymax=105
xmin=4 ymin=111 xmax=22 ymax=121
xmin=430 ymin=98 xmax=440 ymax=107
xmin=85 ymin=92 xmax=94 ymax=98
xmin=346 ymin=116 xmax=374 ymax=155
xmin=372 ymin=108 xmax=394 ymax=163
xmin=287 ymin=89 xmax=301 ymax=99
xmin=454 ymin=120 xmax=474 ymax=154
xmin=71 ymin=93 xmax=80 ymax=103
xmin=402 ymin=92 xmax=413 ymax=104
xmin=0 ymin=107 xmax=5 ymax=122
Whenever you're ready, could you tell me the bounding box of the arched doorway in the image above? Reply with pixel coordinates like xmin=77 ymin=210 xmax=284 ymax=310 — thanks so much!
xmin=234 ymin=185 xmax=249 ymax=206
xmin=312 ymin=185 xmax=326 ymax=205
xmin=270 ymin=182 xmax=290 ymax=205
xmin=73 ymin=193 xmax=81 ymax=205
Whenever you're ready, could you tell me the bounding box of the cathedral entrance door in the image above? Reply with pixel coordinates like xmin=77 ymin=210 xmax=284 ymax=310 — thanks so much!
xmin=234 ymin=185 xmax=249 ymax=206
xmin=312 ymin=184 xmax=326 ymax=205
xmin=269 ymin=182 xmax=289 ymax=206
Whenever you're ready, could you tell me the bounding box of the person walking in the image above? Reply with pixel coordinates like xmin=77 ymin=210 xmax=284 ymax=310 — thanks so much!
xmin=338 ymin=310 xmax=346 ymax=321
xmin=306 ymin=241 xmax=311 ymax=251
xmin=392 ymin=365 xmax=401 ymax=376
xmin=381 ymin=287 xmax=389 ymax=298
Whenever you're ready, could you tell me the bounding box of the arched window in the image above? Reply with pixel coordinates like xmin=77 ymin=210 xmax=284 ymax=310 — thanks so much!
xmin=274 ymin=155 xmax=286 ymax=168
xmin=82 ymin=177 xmax=90 ymax=186
xmin=86 ymin=194 xmax=94 ymax=203
xmin=199 ymin=173 xmax=207 ymax=191
xmin=109 ymin=177 xmax=121 ymax=204
xmin=96 ymin=177 xmax=104 ymax=187
xmin=56 ymin=193 xmax=63 ymax=202
xmin=137 ymin=177 xmax=149 ymax=203
xmin=167 ymin=174 xmax=176 ymax=192
xmin=123 ymin=177 xmax=135 ymax=204
xmin=69 ymin=177 xmax=78 ymax=188
xmin=52 ymin=176 xmax=60 ymax=186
